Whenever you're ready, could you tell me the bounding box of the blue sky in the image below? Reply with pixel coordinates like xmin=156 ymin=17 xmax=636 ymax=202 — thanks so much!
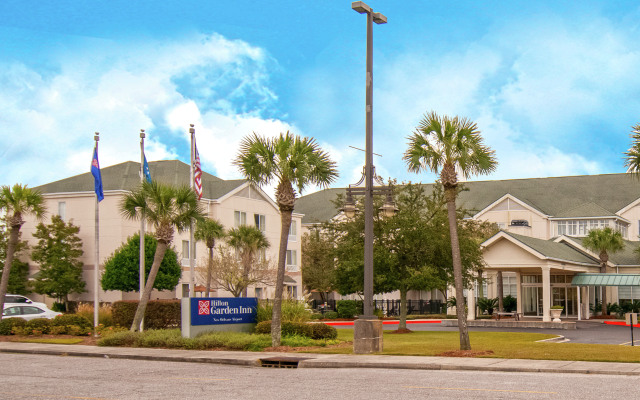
xmin=2 ymin=1 xmax=640 ymax=196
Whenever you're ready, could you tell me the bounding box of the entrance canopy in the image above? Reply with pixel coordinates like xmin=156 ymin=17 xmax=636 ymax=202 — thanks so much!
xmin=571 ymin=274 xmax=640 ymax=286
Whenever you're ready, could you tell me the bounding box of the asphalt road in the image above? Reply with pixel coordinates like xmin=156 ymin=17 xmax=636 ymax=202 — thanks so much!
xmin=1 ymin=352 xmax=638 ymax=400
xmin=335 ymin=320 xmax=640 ymax=345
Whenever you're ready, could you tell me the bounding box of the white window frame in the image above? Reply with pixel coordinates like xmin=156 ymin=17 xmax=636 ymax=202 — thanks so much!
xmin=254 ymin=213 xmax=266 ymax=231
xmin=181 ymin=240 xmax=190 ymax=266
xmin=234 ymin=211 xmax=247 ymax=227
xmin=58 ymin=201 xmax=66 ymax=221
xmin=289 ymin=220 xmax=297 ymax=241
xmin=286 ymin=249 xmax=297 ymax=271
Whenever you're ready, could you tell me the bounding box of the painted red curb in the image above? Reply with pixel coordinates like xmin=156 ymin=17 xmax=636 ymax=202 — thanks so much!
xmin=604 ymin=321 xmax=640 ymax=328
xmin=323 ymin=320 xmax=442 ymax=326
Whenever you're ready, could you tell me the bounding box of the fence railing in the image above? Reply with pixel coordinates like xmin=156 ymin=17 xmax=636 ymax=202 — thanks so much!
xmin=310 ymin=299 xmax=444 ymax=316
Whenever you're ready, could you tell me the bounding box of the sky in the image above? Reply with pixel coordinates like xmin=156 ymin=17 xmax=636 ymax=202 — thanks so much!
xmin=2 ymin=1 xmax=640 ymax=196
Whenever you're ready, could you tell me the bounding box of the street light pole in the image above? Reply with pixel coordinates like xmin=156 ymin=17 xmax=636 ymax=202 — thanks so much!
xmin=351 ymin=1 xmax=387 ymax=353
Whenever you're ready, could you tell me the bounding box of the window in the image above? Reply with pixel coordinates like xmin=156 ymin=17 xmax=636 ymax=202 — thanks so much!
xmin=234 ymin=211 xmax=246 ymax=227
xmin=254 ymin=214 xmax=265 ymax=231
xmin=496 ymin=222 xmax=506 ymax=230
xmin=181 ymin=240 xmax=190 ymax=266
xmin=289 ymin=221 xmax=297 ymax=240
xmin=503 ymin=275 xmax=517 ymax=298
xmin=58 ymin=202 xmax=66 ymax=221
xmin=254 ymin=287 xmax=263 ymax=299
xmin=286 ymin=285 xmax=298 ymax=299
xmin=619 ymin=286 xmax=639 ymax=301
xmin=258 ymin=248 xmax=266 ymax=262
xmin=286 ymin=250 xmax=297 ymax=271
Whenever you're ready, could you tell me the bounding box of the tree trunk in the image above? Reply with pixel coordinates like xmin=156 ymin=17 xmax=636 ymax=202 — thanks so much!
xmin=399 ymin=287 xmax=408 ymax=331
xmin=205 ymin=246 xmax=213 ymax=297
xmin=445 ymin=186 xmax=471 ymax=350
xmin=600 ymin=263 xmax=608 ymax=315
xmin=0 ymin=220 xmax=22 ymax=315
xmin=497 ymin=271 xmax=504 ymax=312
xmin=271 ymin=209 xmax=293 ymax=347
xmin=130 ymin=241 xmax=168 ymax=332
xmin=241 ymin=252 xmax=250 ymax=298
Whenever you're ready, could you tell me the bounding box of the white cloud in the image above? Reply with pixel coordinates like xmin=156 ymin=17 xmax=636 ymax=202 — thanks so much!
xmin=0 ymin=33 xmax=286 ymax=187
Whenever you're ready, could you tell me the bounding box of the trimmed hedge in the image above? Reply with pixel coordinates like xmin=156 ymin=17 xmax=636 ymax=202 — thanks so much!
xmin=336 ymin=300 xmax=362 ymax=319
xmin=253 ymin=320 xmax=337 ymax=340
xmin=112 ymin=300 xmax=181 ymax=329
xmin=0 ymin=318 xmax=27 ymax=335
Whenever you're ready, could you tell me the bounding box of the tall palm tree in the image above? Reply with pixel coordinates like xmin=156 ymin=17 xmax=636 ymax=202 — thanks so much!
xmin=582 ymin=227 xmax=624 ymax=316
xmin=195 ymin=218 xmax=226 ymax=297
xmin=234 ymin=131 xmax=338 ymax=346
xmin=623 ymin=123 xmax=640 ymax=174
xmin=0 ymin=184 xmax=45 ymax=314
xmin=227 ymin=225 xmax=270 ymax=297
xmin=121 ymin=181 xmax=204 ymax=332
xmin=403 ymin=111 xmax=497 ymax=350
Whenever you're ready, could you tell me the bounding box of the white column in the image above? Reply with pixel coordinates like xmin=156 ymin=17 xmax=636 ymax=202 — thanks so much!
xmin=577 ymin=285 xmax=582 ymax=321
xmin=542 ymin=266 xmax=551 ymax=322
xmin=467 ymin=287 xmax=476 ymax=321
xmin=585 ymin=287 xmax=590 ymax=319
xmin=515 ymin=272 xmax=522 ymax=314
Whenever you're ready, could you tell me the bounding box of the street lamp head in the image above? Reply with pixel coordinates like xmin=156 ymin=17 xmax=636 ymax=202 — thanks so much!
xmin=379 ymin=193 xmax=398 ymax=218
xmin=372 ymin=12 xmax=387 ymax=24
xmin=341 ymin=192 xmax=358 ymax=219
xmin=351 ymin=1 xmax=371 ymax=14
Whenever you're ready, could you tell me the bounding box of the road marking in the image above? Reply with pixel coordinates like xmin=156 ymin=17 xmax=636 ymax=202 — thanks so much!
xmin=403 ymin=386 xmax=557 ymax=394
xmin=619 ymin=340 xmax=640 ymax=346
xmin=170 ymin=377 xmax=231 ymax=382
xmin=0 ymin=392 xmax=115 ymax=400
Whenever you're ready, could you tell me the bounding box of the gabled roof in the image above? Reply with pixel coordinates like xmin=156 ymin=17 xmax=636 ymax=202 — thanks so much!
xmin=556 ymin=236 xmax=640 ymax=266
xmin=34 ymin=160 xmax=246 ymax=201
xmin=297 ymin=173 xmax=640 ymax=223
xmin=483 ymin=231 xmax=599 ymax=265
xmin=552 ymin=202 xmax=617 ymax=218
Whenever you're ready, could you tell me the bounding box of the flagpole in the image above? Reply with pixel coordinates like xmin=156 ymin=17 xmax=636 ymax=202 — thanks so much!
xmin=189 ymin=124 xmax=196 ymax=298
xmin=139 ymin=129 xmax=146 ymax=332
xmin=93 ymin=132 xmax=100 ymax=334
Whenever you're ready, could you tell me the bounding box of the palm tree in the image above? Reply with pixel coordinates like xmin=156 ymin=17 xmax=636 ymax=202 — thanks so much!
xmin=623 ymin=123 xmax=640 ymax=174
xmin=582 ymin=227 xmax=624 ymax=316
xmin=195 ymin=218 xmax=226 ymax=297
xmin=403 ymin=111 xmax=497 ymax=350
xmin=227 ymin=225 xmax=270 ymax=297
xmin=0 ymin=184 xmax=46 ymax=314
xmin=121 ymin=181 xmax=204 ymax=331
xmin=234 ymin=131 xmax=338 ymax=346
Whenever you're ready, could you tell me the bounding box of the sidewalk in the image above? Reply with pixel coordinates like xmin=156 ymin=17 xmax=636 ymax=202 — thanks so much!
xmin=2 ymin=341 xmax=640 ymax=376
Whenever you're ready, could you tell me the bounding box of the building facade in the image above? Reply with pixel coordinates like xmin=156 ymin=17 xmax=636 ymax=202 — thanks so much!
xmin=18 ymin=160 xmax=303 ymax=305
xmin=296 ymin=173 xmax=640 ymax=320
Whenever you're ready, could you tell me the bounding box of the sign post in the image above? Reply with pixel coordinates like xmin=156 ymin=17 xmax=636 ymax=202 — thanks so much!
xmin=626 ymin=313 xmax=638 ymax=346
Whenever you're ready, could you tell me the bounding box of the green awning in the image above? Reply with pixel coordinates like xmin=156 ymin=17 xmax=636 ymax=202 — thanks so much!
xmin=571 ymin=274 xmax=640 ymax=286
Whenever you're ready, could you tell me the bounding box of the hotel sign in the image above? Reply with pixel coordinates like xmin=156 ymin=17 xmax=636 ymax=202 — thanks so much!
xmin=190 ymin=297 xmax=257 ymax=326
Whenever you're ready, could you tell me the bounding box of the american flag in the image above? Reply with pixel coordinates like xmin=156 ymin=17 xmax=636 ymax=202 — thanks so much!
xmin=194 ymin=141 xmax=203 ymax=199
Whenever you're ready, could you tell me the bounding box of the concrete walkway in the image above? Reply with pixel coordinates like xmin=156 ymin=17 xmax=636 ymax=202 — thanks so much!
xmin=1 ymin=341 xmax=640 ymax=376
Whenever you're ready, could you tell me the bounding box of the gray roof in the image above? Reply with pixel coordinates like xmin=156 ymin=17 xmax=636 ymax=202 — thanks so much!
xmin=502 ymin=232 xmax=599 ymax=265
xmin=34 ymin=160 xmax=246 ymax=200
xmin=297 ymin=173 xmax=640 ymax=224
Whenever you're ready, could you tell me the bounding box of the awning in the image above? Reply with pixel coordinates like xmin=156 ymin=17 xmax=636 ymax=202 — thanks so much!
xmin=571 ymin=274 xmax=640 ymax=286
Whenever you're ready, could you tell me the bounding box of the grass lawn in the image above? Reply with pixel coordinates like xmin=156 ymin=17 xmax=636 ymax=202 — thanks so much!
xmin=305 ymin=329 xmax=640 ymax=363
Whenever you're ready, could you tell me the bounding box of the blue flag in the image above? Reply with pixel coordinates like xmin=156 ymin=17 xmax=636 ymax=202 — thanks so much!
xmin=91 ymin=145 xmax=104 ymax=202
xmin=143 ymin=154 xmax=152 ymax=183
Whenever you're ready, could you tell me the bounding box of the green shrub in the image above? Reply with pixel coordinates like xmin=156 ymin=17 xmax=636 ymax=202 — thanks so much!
xmin=281 ymin=300 xmax=311 ymax=322
xmin=323 ymin=311 xmax=338 ymax=319
xmin=256 ymin=302 xmax=272 ymax=323
xmin=336 ymin=300 xmax=361 ymax=319
xmin=51 ymin=302 xmax=66 ymax=312
xmin=310 ymin=313 xmax=324 ymax=320
xmin=52 ymin=314 xmax=92 ymax=329
xmin=503 ymin=295 xmax=517 ymax=312
xmin=309 ymin=323 xmax=337 ymax=340
xmin=97 ymin=330 xmax=140 ymax=347
xmin=0 ymin=318 xmax=27 ymax=335
xmin=26 ymin=318 xmax=51 ymax=334
xmin=478 ymin=297 xmax=498 ymax=315
xmin=137 ymin=329 xmax=184 ymax=348
xmin=112 ymin=300 xmax=180 ymax=329
xmin=254 ymin=320 xmax=272 ymax=334
xmin=254 ymin=320 xmax=313 ymax=338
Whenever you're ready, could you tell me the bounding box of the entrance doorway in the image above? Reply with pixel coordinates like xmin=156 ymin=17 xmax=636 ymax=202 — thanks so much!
xmin=522 ymin=274 xmax=577 ymax=317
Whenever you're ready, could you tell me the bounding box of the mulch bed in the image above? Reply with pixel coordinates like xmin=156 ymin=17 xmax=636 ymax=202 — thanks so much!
xmin=0 ymin=334 xmax=99 ymax=346
xmin=436 ymin=350 xmax=494 ymax=357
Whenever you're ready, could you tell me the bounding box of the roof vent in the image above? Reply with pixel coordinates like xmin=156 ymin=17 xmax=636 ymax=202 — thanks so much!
xmin=510 ymin=219 xmax=529 ymax=227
